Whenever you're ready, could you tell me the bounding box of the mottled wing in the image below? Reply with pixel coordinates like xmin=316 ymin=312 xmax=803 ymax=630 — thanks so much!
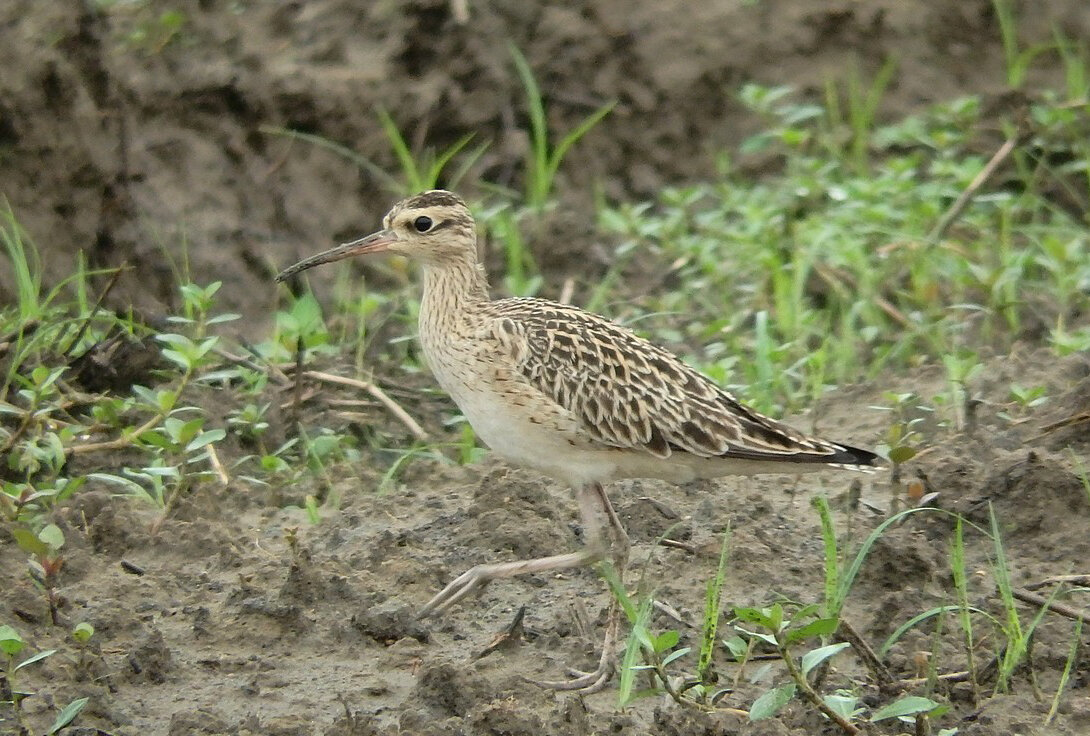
xmin=485 ymin=299 xmax=873 ymax=465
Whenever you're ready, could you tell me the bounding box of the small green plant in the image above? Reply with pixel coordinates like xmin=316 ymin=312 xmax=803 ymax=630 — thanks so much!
xmin=508 ymin=43 xmax=616 ymax=210
xmin=1000 ymin=384 xmax=1048 ymax=421
xmin=74 ymin=282 xmax=232 ymax=526
xmin=989 ymin=503 xmax=1054 ymax=692
xmin=110 ymin=4 xmax=187 ymax=55
xmin=991 ymin=0 xmax=1055 ymax=89
xmin=822 ymin=57 xmax=898 ymax=173
xmin=872 ymin=392 xmax=933 ymax=483
xmin=941 ymin=350 xmax=983 ymax=431
xmin=376 ymin=108 xmax=487 ymax=194
xmin=12 ymin=524 xmax=66 ymax=624
xmin=601 ymin=560 xmax=686 ymax=708
xmin=1 ymin=624 xmax=57 ymax=713
xmin=737 ymin=83 xmax=824 ymax=153
xmin=1044 ymin=616 xmax=1082 ymax=726
xmin=733 ymin=601 xmax=945 ymax=732
xmin=46 ymin=696 xmax=90 ymax=736
xmin=260 ymin=112 xmax=487 ymax=198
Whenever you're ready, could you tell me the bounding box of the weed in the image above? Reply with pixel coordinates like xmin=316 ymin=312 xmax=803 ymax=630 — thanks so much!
xmin=261 ymin=110 xmax=486 ymax=199
xmin=377 ymin=109 xmax=487 ymax=194
xmin=822 ymin=57 xmax=898 ymax=173
xmin=11 ymin=524 xmax=66 ymax=625
xmin=508 ymin=43 xmax=615 ymax=211
xmin=989 ymin=503 xmax=1057 ymax=693
xmin=696 ymin=526 xmax=731 ymax=687
xmin=1044 ymin=616 xmax=1082 ymax=726
xmin=1 ymin=624 xmax=57 ymax=712
xmin=991 ymin=0 xmax=1055 ymax=89
xmin=950 ymin=516 xmax=979 ymax=702
xmin=734 ymin=600 xmax=944 ymax=731
xmin=0 ymin=621 xmax=89 ymax=732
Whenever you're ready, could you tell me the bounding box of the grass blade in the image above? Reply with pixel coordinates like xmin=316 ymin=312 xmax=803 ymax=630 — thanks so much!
xmin=811 ymin=496 xmax=840 ymax=619
xmin=697 ymin=524 xmax=731 ymax=683
xmin=951 ymin=515 xmax=979 ymax=700
xmin=1045 ymin=616 xmax=1082 ymax=726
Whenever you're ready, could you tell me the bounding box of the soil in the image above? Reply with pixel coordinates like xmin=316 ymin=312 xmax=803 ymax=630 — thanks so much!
xmin=2 ymin=1 xmax=1090 ymax=735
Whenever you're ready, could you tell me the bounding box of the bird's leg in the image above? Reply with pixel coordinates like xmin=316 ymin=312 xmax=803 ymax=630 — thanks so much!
xmin=532 ymin=595 xmax=620 ymax=693
xmin=592 ymin=481 xmax=630 ymax=571
xmin=531 ymin=482 xmax=630 ymax=694
xmin=418 ymin=482 xmax=607 ymax=618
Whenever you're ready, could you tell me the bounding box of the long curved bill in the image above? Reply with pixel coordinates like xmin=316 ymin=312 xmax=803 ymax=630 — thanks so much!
xmin=275 ymin=229 xmax=398 ymax=282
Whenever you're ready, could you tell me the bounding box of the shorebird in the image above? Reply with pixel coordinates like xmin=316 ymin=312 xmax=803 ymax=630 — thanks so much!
xmin=276 ymin=190 xmax=879 ymax=692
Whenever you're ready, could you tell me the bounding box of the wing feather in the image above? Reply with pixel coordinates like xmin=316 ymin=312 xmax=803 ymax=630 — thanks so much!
xmin=483 ymin=298 xmax=875 ymax=466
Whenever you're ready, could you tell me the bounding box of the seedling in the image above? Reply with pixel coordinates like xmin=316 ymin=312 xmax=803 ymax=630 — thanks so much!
xmin=376 ymin=108 xmax=487 ymax=194
xmin=1 ymin=624 xmax=57 ymax=712
xmin=999 ymin=384 xmax=1048 ymax=421
xmin=508 ymin=43 xmax=615 ymax=211
xmin=12 ymin=524 xmax=66 ymax=624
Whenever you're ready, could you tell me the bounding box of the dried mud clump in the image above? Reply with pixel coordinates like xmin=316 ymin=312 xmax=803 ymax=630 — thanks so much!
xmin=125 ymin=627 xmax=172 ymax=684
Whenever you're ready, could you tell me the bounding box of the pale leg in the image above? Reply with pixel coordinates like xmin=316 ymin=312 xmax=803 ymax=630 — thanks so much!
xmin=531 ymin=482 xmax=629 ymax=694
xmin=418 ymin=482 xmax=607 ymax=617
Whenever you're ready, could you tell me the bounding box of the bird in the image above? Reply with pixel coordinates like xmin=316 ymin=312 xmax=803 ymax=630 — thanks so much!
xmin=276 ymin=189 xmax=880 ymax=692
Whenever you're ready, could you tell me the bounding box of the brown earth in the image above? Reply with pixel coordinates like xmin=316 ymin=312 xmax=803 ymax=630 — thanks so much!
xmin=5 ymin=349 xmax=1090 ymax=735
xmin=2 ymin=1 xmax=1090 ymax=735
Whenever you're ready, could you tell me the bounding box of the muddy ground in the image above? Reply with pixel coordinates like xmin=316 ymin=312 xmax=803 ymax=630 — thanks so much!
xmin=2 ymin=1 xmax=1090 ymax=735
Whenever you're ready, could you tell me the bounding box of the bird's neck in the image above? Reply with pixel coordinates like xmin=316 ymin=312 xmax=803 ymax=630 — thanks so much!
xmin=419 ymin=254 xmax=490 ymax=325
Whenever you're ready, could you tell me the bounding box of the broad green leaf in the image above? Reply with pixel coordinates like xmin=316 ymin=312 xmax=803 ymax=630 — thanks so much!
xmin=801 ymin=641 xmax=851 ymax=678
xmin=723 ymin=635 xmax=748 ymax=659
xmin=618 ymin=596 xmax=655 ymax=706
xmin=154 ymin=332 xmax=192 ymax=348
xmin=48 ymin=696 xmax=89 ymax=735
xmin=15 ymin=648 xmax=57 ymax=671
xmin=824 ymin=692 xmax=860 ymax=720
xmin=38 ymin=523 xmax=65 ymax=550
xmin=72 ymin=622 xmax=95 ymax=643
xmin=735 ymin=626 xmax=778 ymax=647
xmin=653 ymin=629 xmax=679 ymax=653
xmin=661 ymin=646 xmax=691 ymax=667
xmin=12 ymin=527 xmax=50 ymax=557
xmin=88 ymin=472 xmax=149 ymax=495
xmin=196 ymin=336 xmax=219 ymax=358
xmin=187 ymin=428 xmax=225 ymax=453
xmin=206 ymin=313 xmax=241 ymax=324
xmin=749 ymin=682 xmax=796 ymax=721
xmin=871 ymin=695 xmax=941 ymax=721
xmin=160 ymin=348 xmax=192 ymax=371
xmin=786 ymin=616 xmax=839 ymax=644
xmin=0 ymin=625 xmax=24 ymax=656
xmin=767 ymin=603 xmax=784 ymax=632
xmin=888 ymin=445 xmax=917 ymax=464
xmin=734 ymin=606 xmax=777 ymax=630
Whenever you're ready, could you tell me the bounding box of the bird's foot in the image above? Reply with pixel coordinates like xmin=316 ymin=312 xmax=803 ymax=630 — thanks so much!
xmin=526 ymin=600 xmax=620 ymax=694
xmin=417 ymin=564 xmax=494 ymax=618
xmin=417 ymin=550 xmax=600 ymax=619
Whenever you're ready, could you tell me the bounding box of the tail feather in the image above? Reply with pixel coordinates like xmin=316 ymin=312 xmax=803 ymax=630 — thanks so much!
xmin=722 ymin=442 xmax=882 ymax=469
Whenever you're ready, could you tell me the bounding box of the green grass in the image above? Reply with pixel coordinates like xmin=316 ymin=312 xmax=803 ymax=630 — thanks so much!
xmin=508 ymin=43 xmax=616 ymax=211
xmin=597 ymin=88 xmax=1090 ymax=416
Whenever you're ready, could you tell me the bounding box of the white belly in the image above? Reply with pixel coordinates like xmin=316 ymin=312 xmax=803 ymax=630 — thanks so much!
xmin=446 ymin=374 xmax=619 ymax=485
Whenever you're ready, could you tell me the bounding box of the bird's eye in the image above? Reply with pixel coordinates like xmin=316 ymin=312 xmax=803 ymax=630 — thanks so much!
xmin=412 ymin=216 xmax=433 ymax=233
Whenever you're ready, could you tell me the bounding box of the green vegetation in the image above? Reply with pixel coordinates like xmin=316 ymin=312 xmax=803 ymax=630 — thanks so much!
xmin=1 ymin=622 xmax=88 ymax=733
xmin=600 ymin=83 xmax=1089 ymax=416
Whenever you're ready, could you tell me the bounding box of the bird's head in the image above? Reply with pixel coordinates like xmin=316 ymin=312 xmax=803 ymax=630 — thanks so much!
xmin=275 ymin=190 xmax=477 ymax=282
